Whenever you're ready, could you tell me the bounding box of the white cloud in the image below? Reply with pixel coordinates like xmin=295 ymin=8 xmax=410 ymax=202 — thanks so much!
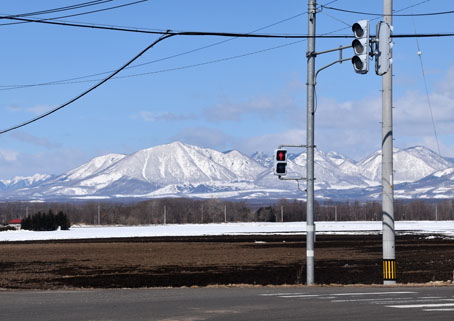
xmin=237 ymin=129 xmax=306 ymax=155
xmin=171 ymin=127 xmax=231 ymax=151
xmin=10 ymin=131 xmax=62 ymax=149
xmin=203 ymin=88 xmax=301 ymax=123
xmin=26 ymin=105 xmax=54 ymax=115
xmin=0 ymin=148 xmax=92 ymax=180
xmin=138 ymin=111 xmax=196 ymax=122
xmin=4 ymin=104 xmax=54 ymax=115
xmin=0 ymin=149 xmax=19 ymax=162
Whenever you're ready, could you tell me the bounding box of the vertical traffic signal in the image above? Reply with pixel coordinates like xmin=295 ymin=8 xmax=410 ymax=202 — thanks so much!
xmin=375 ymin=21 xmax=393 ymax=76
xmin=274 ymin=149 xmax=287 ymax=176
xmin=351 ymin=20 xmax=370 ymax=74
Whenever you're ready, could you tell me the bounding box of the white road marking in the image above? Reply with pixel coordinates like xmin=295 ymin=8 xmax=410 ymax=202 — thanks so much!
xmin=332 ymin=291 xmax=417 ymax=296
xmin=388 ymin=303 xmax=454 ymax=309
xmin=280 ymin=294 xmax=320 ymax=298
xmin=260 ymin=293 xmax=306 ymax=297
xmin=423 ymin=308 xmax=454 ymax=312
xmin=332 ymin=297 xmax=413 ymax=303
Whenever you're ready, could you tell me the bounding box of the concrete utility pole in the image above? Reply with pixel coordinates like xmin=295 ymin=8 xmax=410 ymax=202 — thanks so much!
xmin=306 ymin=0 xmax=316 ymax=286
xmin=382 ymin=0 xmax=396 ymax=284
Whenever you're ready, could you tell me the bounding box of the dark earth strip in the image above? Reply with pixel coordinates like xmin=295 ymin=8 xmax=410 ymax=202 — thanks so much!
xmin=1 ymin=234 xmax=454 ymax=289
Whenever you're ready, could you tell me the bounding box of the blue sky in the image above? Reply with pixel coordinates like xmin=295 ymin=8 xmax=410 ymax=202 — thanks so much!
xmin=0 ymin=0 xmax=453 ymax=179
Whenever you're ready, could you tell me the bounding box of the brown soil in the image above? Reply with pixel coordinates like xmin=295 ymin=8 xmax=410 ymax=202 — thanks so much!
xmin=0 ymin=234 xmax=453 ymax=289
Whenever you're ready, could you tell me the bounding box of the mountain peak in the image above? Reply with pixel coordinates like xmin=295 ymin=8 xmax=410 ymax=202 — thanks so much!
xmin=1 ymin=142 xmax=452 ymax=201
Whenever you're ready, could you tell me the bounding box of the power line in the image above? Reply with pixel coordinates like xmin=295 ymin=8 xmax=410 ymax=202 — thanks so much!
xmin=0 ymin=15 xmax=351 ymax=38
xmin=321 ymin=4 xmax=454 ymax=17
xmin=2 ymin=0 xmax=113 ymax=19
xmin=2 ymin=39 xmax=308 ymax=90
xmin=4 ymin=13 xmax=454 ymax=39
xmin=0 ymin=34 xmax=175 ymax=135
xmin=410 ymin=2 xmax=441 ymax=156
xmin=2 ymin=12 xmax=453 ymax=90
xmin=0 ymin=0 xmax=147 ymax=27
xmin=0 ymin=9 xmax=312 ymax=90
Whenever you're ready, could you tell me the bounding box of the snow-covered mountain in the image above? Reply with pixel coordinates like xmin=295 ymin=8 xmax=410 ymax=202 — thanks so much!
xmin=0 ymin=143 xmax=452 ymax=201
xmin=0 ymin=174 xmax=53 ymax=190
xmin=357 ymin=146 xmax=452 ymax=184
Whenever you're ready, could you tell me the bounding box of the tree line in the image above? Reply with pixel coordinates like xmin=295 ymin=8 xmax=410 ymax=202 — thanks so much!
xmin=21 ymin=210 xmax=71 ymax=231
xmin=0 ymin=198 xmax=453 ymax=226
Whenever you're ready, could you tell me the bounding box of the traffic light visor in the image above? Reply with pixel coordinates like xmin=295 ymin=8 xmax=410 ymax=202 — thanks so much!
xmin=352 ymin=56 xmax=364 ymax=70
xmin=352 ymin=23 xmax=364 ymax=37
xmin=352 ymin=39 xmax=364 ymax=55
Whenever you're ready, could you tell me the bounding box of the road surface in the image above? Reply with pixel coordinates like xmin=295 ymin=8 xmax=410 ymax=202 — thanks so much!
xmin=1 ymin=286 xmax=454 ymax=320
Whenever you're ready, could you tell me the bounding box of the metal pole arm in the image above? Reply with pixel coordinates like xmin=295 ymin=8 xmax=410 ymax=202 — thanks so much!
xmin=313 ymin=44 xmax=352 ymax=56
xmin=278 ymin=176 xmax=306 ymax=181
xmin=315 ymin=57 xmax=352 ymax=84
xmin=278 ymin=144 xmax=309 ymax=149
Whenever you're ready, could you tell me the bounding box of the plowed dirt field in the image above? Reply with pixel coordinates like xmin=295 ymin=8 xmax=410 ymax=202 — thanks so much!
xmin=1 ymin=234 xmax=453 ymax=289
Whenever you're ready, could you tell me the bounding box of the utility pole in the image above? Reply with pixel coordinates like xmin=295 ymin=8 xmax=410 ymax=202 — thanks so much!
xmin=382 ymin=0 xmax=396 ymax=284
xmin=164 ymin=205 xmax=167 ymax=225
xmin=306 ymin=0 xmax=316 ymax=286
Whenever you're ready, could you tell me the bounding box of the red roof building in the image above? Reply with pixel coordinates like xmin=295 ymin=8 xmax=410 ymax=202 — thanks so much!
xmin=8 ymin=219 xmax=22 ymax=225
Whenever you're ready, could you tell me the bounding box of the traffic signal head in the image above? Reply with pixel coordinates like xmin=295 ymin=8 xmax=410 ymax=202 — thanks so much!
xmin=274 ymin=149 xmax=287 ymax=176
xmin=375 ymin=21 xmax=393 ymax=76
xmin=351 ymin=20 xmax=370 ymax=74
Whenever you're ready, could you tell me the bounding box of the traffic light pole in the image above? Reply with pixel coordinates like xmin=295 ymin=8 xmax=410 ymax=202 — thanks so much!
xmin=382 ymin=0 xmax=396 ymax=284
xmin=306 ymin=0 xmax=316 ymax=286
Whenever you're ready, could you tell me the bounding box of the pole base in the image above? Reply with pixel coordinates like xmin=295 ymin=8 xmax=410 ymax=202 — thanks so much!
xmin=384 ymin=280 xmax=396 ymax=285
xmin=383 ymin=259 xmax=396 ymax=282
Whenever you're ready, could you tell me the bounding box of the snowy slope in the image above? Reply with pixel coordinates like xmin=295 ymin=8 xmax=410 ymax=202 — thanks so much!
xmin=357 ymin=146 xmax=451 ymax=184
xmin=0 ymin=174 xmax=52 ymax=190
xmin=394 ymin=167 xmax=454 ymax=199
xmin=0 ymin=143 xmax=452 ymax=201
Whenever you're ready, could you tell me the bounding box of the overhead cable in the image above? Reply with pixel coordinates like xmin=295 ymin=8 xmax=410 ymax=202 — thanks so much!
xmin=0 ymin=0 xmax=147 ymax=26
xmin=410 ymin=2 xmax=441 ymax=156
xmin=5 ymin=0 xmax=113 ymax=18
xmin=321 ymin=4 xmax=454 ymax=17
xmin=0 ymin=34 xmax=174 ymax=135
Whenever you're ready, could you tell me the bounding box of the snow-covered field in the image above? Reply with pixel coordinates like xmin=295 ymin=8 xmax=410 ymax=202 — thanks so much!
xmin=1 ymin=221 xmax=454 ymax=242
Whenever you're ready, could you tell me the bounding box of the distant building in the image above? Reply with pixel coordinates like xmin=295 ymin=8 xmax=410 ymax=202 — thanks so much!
xmin=7 ymin=219 xmax=22 ymax=230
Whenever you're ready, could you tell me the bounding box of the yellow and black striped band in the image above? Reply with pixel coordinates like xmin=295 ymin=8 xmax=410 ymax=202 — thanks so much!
xmin=383 ymin=259 xmax=396 ymax=281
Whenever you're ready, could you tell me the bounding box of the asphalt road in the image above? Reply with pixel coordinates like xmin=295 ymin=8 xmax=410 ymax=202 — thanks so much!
xmin=1 ymin=286 xmax=454 ymax=321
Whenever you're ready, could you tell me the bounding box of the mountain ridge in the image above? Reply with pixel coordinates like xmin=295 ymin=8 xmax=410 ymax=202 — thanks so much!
xmin=1 ymin=143 xmax=452 ymax=201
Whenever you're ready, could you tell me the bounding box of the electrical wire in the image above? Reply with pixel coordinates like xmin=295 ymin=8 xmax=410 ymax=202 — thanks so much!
xmin=0 ymin=0 xmax=446 ymax=134
xmin=0 ymin=0 xmax=147 ymax=27
xmin=1 ymin=39 xmax=309 ymax=90
xmin=0 ymin=15 xmax=352 ymax=39
xmin=1 ymin=1 xmax=449 ymax=91
xmin=0 ymin=9 xmax=312 ymax=90
xmin=317 ymin=0 xmax=433 ymax=34
xmin=2 ymin=0 xmax=113 ymax=19
xmin=0 ymin=33 xmax=175 ymax=135
xmin=409 ymin=1 xmax=442 ymax=156
xmin=321 ymin=4 xmax=454 ymax=17
xmin=321 ymin=10 xmax=352 ymax=27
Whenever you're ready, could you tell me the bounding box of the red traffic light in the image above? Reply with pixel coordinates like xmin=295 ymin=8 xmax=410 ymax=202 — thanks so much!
xmin=275 ymin=149 xmax=287 ymax=161
xmin=274 ymin=149 xmax=287 ymax=176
